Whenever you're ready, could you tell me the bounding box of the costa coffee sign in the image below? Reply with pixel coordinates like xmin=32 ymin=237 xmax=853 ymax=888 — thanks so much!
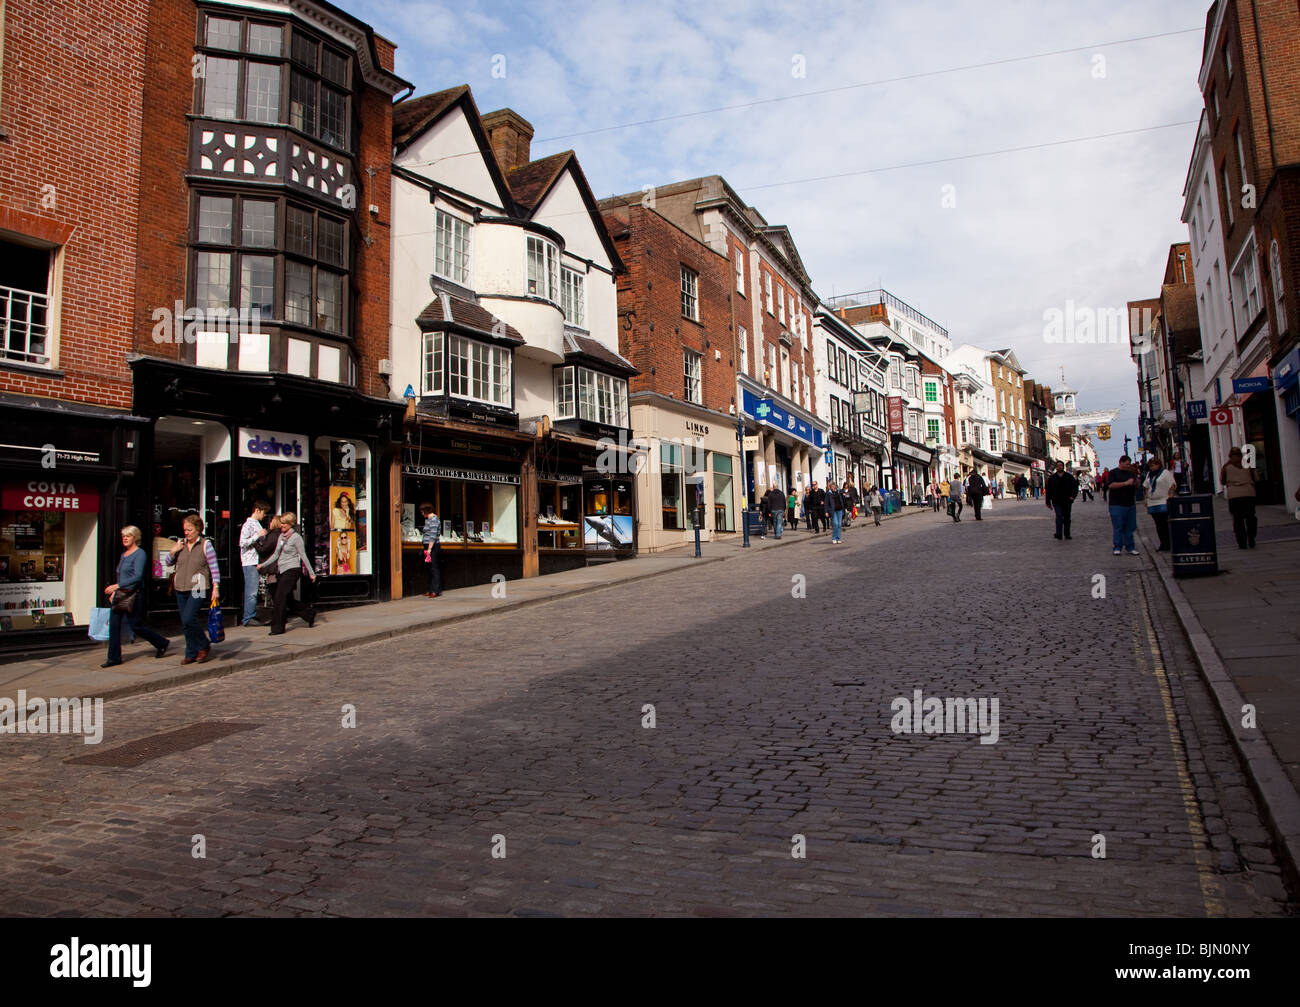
xmin=2 ymin=481 xmax=100 ymax=511
xmin=238 ymin=427 xmax=308 ymax=462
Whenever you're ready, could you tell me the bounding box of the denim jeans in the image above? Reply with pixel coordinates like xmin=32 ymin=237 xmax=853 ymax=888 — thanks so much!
xmin=1053 ymin=502 xmax=1072 ymax=538
xmin=241 ymin=564 xmax=260 ymax=624
xmin=831 ymin=509 xmax=843 ymax=541
xmin=175 ymin=590 xmax=211 ymax=659
xmin=1109 ymin=504 xmax=1136 ymax=551
xmin=426 ymin=542 xmax=442 ymax=594
xmin=773 ymin=510 xmax=784 ymax=538
xmin=106 ymin=598 xmax=168 ymax=663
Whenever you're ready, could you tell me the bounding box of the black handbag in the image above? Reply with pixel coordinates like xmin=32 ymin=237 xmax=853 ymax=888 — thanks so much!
xmin=110 ymin=588 xmax=138 ymax=614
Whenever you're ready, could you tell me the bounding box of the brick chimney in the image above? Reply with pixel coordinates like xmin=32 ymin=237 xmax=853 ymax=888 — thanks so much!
xmin=481 ymin=108 xmax=534 ymax=173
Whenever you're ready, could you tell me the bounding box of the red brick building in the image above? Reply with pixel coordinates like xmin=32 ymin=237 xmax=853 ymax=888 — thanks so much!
xmin=0 ymin=0 xmax=152 ymax=644
xmin=0 ymin=0 xmax=410 ymax=653
xmin=602 ymin=176 xmax=826 ymax=529
xmin=600 ymin=203 xmax=742 ymax=549
xmin=126 ymin=0 xmax=411 ymax=618
xmin=1200 ymin=0 xmax=1300 ymax=500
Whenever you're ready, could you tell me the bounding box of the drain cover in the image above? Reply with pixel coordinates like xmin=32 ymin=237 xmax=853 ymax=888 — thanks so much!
xmin=66 ymin=721 xmax=261 ymax=768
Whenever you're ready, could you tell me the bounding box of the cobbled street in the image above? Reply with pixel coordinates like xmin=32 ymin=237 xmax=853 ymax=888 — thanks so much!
xmin=0 ymin=501 xmax=1293 ymax=917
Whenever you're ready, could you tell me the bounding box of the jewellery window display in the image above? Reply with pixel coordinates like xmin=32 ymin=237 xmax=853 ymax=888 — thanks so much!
xmin=538 ymin=480 xmax=582 ymax=550
xmin=584 ymin=479 xmax=633 ymax=550
xmin=402 ymin=469 xmax=520 ymax=548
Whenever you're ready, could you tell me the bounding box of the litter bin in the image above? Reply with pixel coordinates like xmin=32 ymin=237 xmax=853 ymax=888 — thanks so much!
xmin=745 ymin=509 xmax=765 ymax=538
xmin=1169 ymin=493 xmax=1218 ymax=578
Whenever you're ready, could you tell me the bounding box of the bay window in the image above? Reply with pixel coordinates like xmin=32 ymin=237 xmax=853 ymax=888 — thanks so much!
xmin=197 ymin=10 xmax=353 ymax=152
xmin=422 ymin=332 xmax=512 ymax=407
xmin=554 ymin=366 xmax=629 ymax=426
xmin=435 ymin=211 xmax=471 ymax=285
xmin=527 ymin=236 xmax=559 ymax=302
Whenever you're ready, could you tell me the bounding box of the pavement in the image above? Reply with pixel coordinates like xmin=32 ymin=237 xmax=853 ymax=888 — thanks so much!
xmin=0 ymin=505 xmax=927 ymax=707
xmin=1133 ymin=493 xmax=1300 ymax=893
xmin=0 ymin=497 xmax=1292 ymax=917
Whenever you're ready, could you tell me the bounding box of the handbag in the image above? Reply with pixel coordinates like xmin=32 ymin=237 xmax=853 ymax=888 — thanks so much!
xmin=207 ymin=596 xmax=225 ymax=643
xmin=110 ymin=587 xmax=138 ymax=614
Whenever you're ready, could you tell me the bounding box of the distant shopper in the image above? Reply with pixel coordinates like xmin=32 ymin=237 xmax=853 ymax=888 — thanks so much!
xmin=1145 ymin=456 xmax=1177 ymax=551
xmin=807 ymin=482 xmax=824 ymax=534
xmin=1099 ymin=467 xmax=1110 ymax=502
xmin=419 ymin=501 xmax=442 ymax=596
xmin=966 ymin=470 xmax=989 ymax=520
xmin=102 ymin=525 xmax=170 ymax=668
xmin=948 ymin=476 xmax=964 ymax=522
xmin=168 ymin=513 xmax=220 ymax=664
xmin=1219 ymin=447 xmax=1258 ymax=549
xmin=237 ymin=499 xmax=271 ymax=627
xmin=787 ymin=488 xmax=798 ymax=531
xmin=825 ymin=480 xmax=845 ymax=543
xmin=868 ymin=485 xmax=884 ymax=526
xmin=1044 ymin=461 xmax=1079 ymax=541
xmin=259 ymin=511 xmax=317 ymax=633
xmin=1107 ymin=455 xmax=1140 ymax=555
xmin=767 ymin=486 xmax=786 ymax=539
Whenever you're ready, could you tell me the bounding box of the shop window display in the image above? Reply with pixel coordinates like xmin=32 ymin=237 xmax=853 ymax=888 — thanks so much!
xmin=0 ymin=510 xmax=67 ymax=625
xmin=585 ymin=479 xmax=633 ymax=549
xmin=538 ymin=480 xmax=582 ymax=550
xmin=401 ymin=470 xmax=520 ymax=548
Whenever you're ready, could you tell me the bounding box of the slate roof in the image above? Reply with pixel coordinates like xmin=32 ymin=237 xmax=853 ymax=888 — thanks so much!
xmin=393 ymin=85 xmax=469 ymax=148
xmin=564 ymin=332 xmax=638 ymax=376
xmin=416 ymin=291 xmax=524 ymax=345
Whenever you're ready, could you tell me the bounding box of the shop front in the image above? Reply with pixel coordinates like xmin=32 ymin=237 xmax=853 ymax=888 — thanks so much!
xmin=131 ymin=358 xmax=403 ymax=620
xmin=890 ymin=435 xmax=935 ymax=505
xmin=739 ymin=382 xmax=826 ymax=506
xmin=0 ymin=393 xmax=149 ymax=653
xmin=629 ymin=393 xmax=737 ymax=553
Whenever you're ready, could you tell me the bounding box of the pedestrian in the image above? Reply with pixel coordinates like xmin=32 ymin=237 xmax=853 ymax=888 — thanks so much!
xmin=101 ymin=525 xmax=171 ymax=668
xmin=237 ymin=498 xmax=271 ymax=627
xmin=259 ymin=510 xmax=317 ymax=634
xmin=867 ymin=485 xmax=883 ymax=526
xmin=1099 ymin=467 xmax=1110 ymax=502
xmin=757 ymin=487 xmax=771 ymax=539
xmin=842 ymin=481 xmax=857 ymax=528
xmin=825 ymin=480 xmax=845 ymax=543
xmin=1044 ymin=461 xmax=1079 ymax=541
xmin=1106 ymin=455 xmax=1140 ymax=555
xmin=168 ymin=513 xmax=220 ymax=664
xmin=807 ymin=481 xmax=824 ymax=534
xmin=1145 ymin=456 xmax=1177 ymax=552
xmin=419 ymin=500 xmax=442 ymax=595
xmin=1219 ymin=447 xmax=1258 ymax=549
xmin=966 ymin=470 xmax=988 ymax=520
xmin=787 ymin=487 xmax=798 ymax=531
xmin=767 ymin=485 xmax=786 ymax=539
xmin=947 ymin=476 xmax=964 ymax=522
xmin=253 ymin=513 xmax=283 ymax=607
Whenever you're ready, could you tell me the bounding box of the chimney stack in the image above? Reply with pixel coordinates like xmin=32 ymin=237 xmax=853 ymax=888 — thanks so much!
xmin=481 ymin=108 xmax=534 ymax=174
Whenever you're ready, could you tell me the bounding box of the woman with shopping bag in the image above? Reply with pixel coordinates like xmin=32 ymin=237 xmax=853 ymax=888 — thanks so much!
xmin=258 ymin=511 xmax=317 ymax=634
xmin=101 ymin=525 xmax=170 ymax=668
xmin=168 ymin=513 xmax=220 ymax=664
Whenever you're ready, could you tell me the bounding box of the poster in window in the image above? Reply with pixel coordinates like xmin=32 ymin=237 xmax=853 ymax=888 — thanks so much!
xmin=330 ymin=486 xmax=357 ymax=530
xmin=355 ymin=510 xmax=367 ymax=551
xmin=330 ymin=530 xmax=354 ymax=574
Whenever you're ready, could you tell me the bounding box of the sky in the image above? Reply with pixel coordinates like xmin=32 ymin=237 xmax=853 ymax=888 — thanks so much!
xmin=349 ymin=0 xmax=1213 ymax=468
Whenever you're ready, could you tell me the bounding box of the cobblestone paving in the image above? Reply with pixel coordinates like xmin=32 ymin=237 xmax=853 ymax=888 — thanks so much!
xmin=0 ymin=500 xmax=1294 ymax=916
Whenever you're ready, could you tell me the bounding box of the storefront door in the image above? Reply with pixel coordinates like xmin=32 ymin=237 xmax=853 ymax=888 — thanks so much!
xmin=277 ymin=466 xmax=300 ymax=518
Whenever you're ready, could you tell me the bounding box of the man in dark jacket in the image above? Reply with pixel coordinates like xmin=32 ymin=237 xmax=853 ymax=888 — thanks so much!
xmin=806 ymin=482 xmax=824 ymax=534
xmin=825 ymin=480 xmax=846 ymax=543
xmin=966 ymin=470 xmax=989 ymax=520
xmin=1044 ymin=461 xmax=1079 ymax=540
xmin=765 ymin=485 xmax=786 ymax=538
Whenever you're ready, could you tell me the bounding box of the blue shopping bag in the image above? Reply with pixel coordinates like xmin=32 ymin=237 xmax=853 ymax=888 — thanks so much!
xmin=88 ymin=607 xmax=111 ymax=641
xmin=206 ymin=598 xmax=225 ymax=643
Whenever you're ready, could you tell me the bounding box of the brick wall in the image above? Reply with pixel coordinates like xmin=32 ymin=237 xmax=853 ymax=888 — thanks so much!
xmin=0 ymin=0 xmax=148 ymax=408
xmin=604 ymin=205 xmax=735 ymax=413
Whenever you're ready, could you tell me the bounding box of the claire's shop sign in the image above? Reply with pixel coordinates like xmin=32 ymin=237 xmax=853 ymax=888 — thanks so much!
xmin=238 ymin=428 xmax=307 ymax=463
xmin=2 ymin=481 xmax=100 ymax=511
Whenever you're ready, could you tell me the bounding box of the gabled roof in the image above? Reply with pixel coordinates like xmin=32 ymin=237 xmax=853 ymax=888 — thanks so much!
xmin=564 ymin=332 xmax=638 ymax=376
xmin=392 ymin=84 xmax=515 ymax=210
xmin=994 ymin=348 xmax=1025 ymax=373
xmin=416 ymin=291 xmax=524 ymax=345
xmin=758 ymin=225 xmax=811 ymax=287
xmin=507 ymin=150 xmax=626 ymax=273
